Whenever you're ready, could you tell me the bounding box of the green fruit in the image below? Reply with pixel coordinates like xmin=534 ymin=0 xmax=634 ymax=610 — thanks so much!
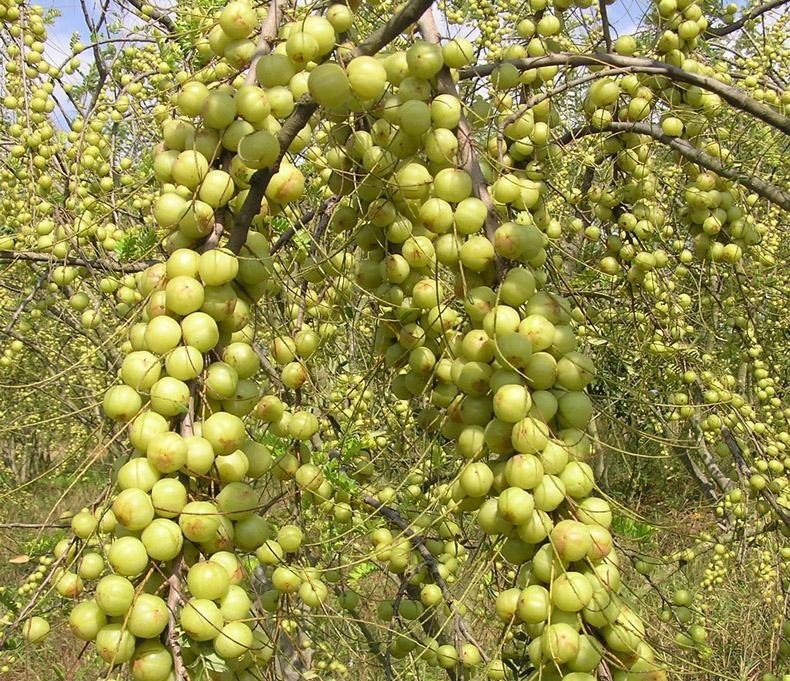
xmin=128 ymin=594 xmax=169 ymax=639
xmin=180 ymin=598 xmax=224 ymax=641
xmin=95 ymin=623 xmax=136 ymax=663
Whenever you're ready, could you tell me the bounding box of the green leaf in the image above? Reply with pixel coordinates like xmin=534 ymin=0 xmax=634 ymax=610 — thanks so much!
xmin=349 ymin=561 xmax=377 ymax=583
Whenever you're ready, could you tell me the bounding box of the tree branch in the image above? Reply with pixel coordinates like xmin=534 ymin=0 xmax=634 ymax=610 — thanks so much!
xmin=417 ymin=8 xmax=504 ymax=279
xmin=362 ymin=494 xmax=486 ymax=664
xmin=122 ymin=0 xmax=176 ymax=32
xmin=556 ymin=122 xmax=790 ymax=211
xmin=722 ymin=427 xmax=790 ymax=527
xmin=599 ymin=0 xmax=612 ymax=51
xmin=458 ymin=52 xmax=790 ymax=135
xmin=166 ymin=556 xmax=187 ymax=680
xmin=245 ymin=0 xmax=285 ymax=86
xmin=706 ymin=0 xmax=790 ymax=36
xmin=0 ymin=250 xmax=155 ymax=273
xmin=227 ymin=0 xmax=440 ymax=254
xmin=355 ymin=0 xmax=439 ymax=57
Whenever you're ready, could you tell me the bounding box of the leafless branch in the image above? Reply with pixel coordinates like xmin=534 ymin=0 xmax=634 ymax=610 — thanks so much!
xmin=556 ymin=122 xmax=790 ymax=210
xmin=0 ymin=250 xmax=155 ymax=273
xmin=706 ymin=0 xmax=790 ymax=36
xmin=458 ymin=52 xmax=790 ymax=135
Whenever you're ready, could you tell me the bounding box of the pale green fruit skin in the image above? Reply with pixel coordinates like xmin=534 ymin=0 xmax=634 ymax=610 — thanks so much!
xmin=274 ymin=524 xmax=302 ymax=554
xmin=209 ymin=551 xmax=244 ymax=585
xmin=271 ymin=565 xmax=302 ymax=593
xmin=504 ymin=453 xmax=544 ymax=489
xmin=181 ymin=312 xmax=220 ymax=352
xmin=95 ymin=575 xmax=135 ymax=617
xmin=406 ymin=40 xmax=444 ymax=79
xmin=22 ymin=616 xmax=50 ymax=643
xmin=308 ymin=63 xmax=350 ymax=109
xmin=95 ymin=623 xmax=137 ymax=663
xmin=442 ymin=37 xmax=475 ymax=68
xmin=551 ymin=571 xmax=594 ymax=612
xmin=179 ymin=501 xmax=221 ymax=543
xmin=172 ymin=150 xmax=209 ymax=189
xmin=541 ymin=622 xmax=580 ymax=664
xmin=144 ymin=315 xmax=182 ymax=354
xmin=203 ymin=411 xmax=246 ymax=455
xmin=198 ymin=170 xmax=235 ymax=207
xmin=108 ymin=536 xmax=149 ymax=576
xmin=151 ymin=478 xmax=188 ymax=518
xmin=459 ymin=235 xmax=495 ymax=271
xmin=117 ymin=457 xmax=160 ymax=492
xmin=112 ymin=488 xmax=155 ymax=531
xmin=347 ymin=56 xmax=387 ymax=100
xmin=214 ymin=621 xmax=254 ymax=658
xmin=187 ymin=561 xmax=230 ymax=601
xmin=223 ymin=342 xmax=260 ymax=378
xmin=551 ymin=519 xmax=592 ymax=562
xmin=459 ymin=462 xmax=494 ymax=497
xmin=217 ymin=480 xmax=257 ymax=519
xmin=121 ymin=351 xmax=161 ymax=391
xmin=141 ymin=518 xmax=184 ymax=561
xmin=146 ymin=431 xmax=187 ymax=473
xmin=219 ymin=0 xmax=258 ymax=39
xmin=149 ymin=376 xmax=190 ymax=417
xmin=78 ymin=552 xmax=104 ymax=580
xmin=69 ymin=600 xmax=107 ymax=641
xmin=165 ymin=276 xmax=205 ymax=316
xmin=184 ymin=436 xmax=216 ymax=475
xmin=165 ymin=345 xmax=204 ymax=381
xmin=128 ymin=594 xmax=169 ymax=639
xmin=205 ymin=361 xmax=239 ymax=399
xmin=180 ymin=598 xmax=224 ymax=641
xmin=130 ymin=640 xmax=173 ymax=681
xmin=517 ymin=584 xmax=550 ymax=623
xmin=511 ymin=416 xmax=549 ymax=454
xmin=238 ymin=130 xmax=280 ymax=169
xmin=220 ymin=585 xmax=252 ymax=620
xmin=235 ymin=85 xmax=271 ymax=123
xmin=199 ymin=249 xmax=239 ymax=286
xmin=497 ymin=486 xmax=535 ymax=524
xmin=493 ymin=384 xmax=532 ymax=423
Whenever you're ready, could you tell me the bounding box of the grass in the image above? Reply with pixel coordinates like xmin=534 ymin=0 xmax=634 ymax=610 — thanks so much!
xmin=0 ymin=465 xmax=106 ymax=681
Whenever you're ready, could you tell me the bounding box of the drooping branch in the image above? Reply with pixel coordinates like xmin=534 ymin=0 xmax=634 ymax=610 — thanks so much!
xmin=705 ymin=0 xmax=790 ymax=36
xmin=362 ymin=494 xmax=486 ymax=665
xmin=556 ymin=122 xmax=790 ymax=211
xmin=722 ymin=427 xmax=790 ymax=527
xmin=417 ymin=8 xmax=504 ymax=278
xmin=5 ymin=272 xmax=45 ymax=334
xmin=121 ymin=0 xmax=177 ymax=32
xmin=227 ymin=0 xmax=439 ymax=254
xmin=79 ymin=0 xmax=109 ymax=114
xmin=0 ymin=250 xmax=156 ymax=273
xmin=165 ymin=556 xmax=187 ymax=680
xmin=270 ymin=196 xmax=340 ymax=257
xmin=458 ymin=52 xmax=790 ymax=135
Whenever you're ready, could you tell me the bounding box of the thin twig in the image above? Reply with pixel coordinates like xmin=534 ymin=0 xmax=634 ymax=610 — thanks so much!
xmin=706 ymin=0 xmax=789 ymax=36
xmin=458 ymin=52 xmax=790 ymax=135
xmin=0 ymin=250 xmax=155 ymax=273
xmin=722 ymin=427 xmax=790 ymax=527
xmin=556 ymin=122 xmax=790 ymax=210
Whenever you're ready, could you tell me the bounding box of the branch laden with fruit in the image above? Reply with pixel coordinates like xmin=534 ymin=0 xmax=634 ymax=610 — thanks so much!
xmin=0 ymin=0 xmax=787 ymax=679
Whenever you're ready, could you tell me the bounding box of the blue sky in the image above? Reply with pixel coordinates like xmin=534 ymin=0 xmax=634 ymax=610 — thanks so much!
xmin=40 ymin=0 xmax=652 ymax=52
